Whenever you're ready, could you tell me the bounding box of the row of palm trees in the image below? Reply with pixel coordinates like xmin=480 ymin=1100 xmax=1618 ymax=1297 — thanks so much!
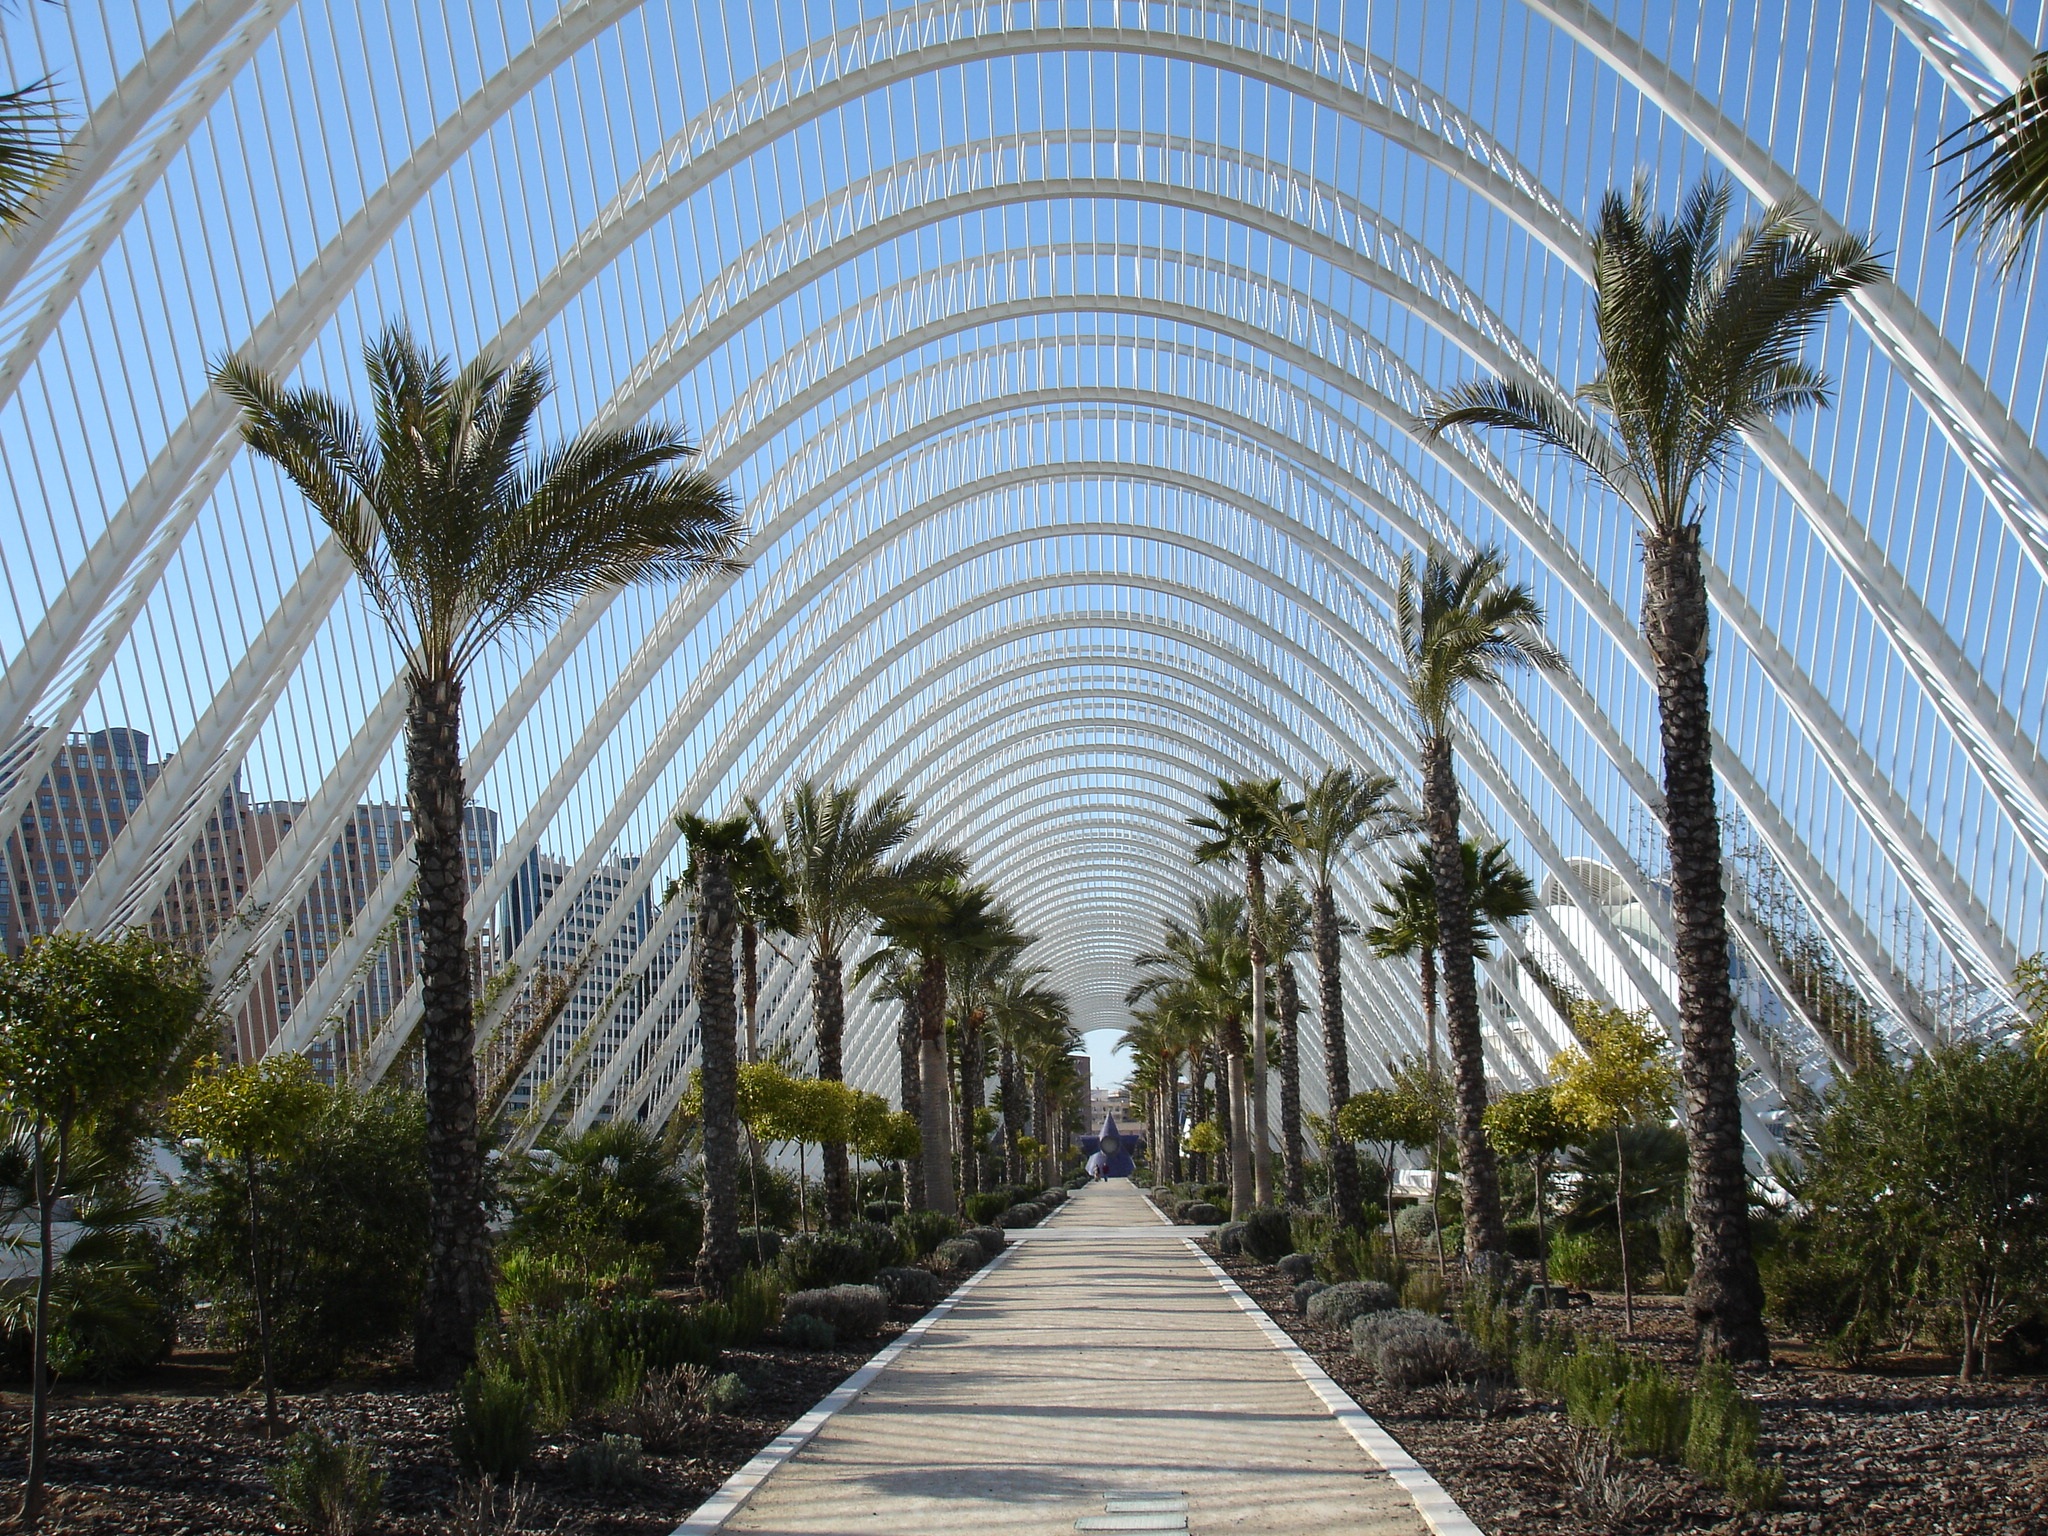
xmin=680 ymin=779 xmax=1083 ymax=1289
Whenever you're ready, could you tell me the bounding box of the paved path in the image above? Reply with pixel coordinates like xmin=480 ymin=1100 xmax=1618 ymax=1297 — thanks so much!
xmin=704 ymin=1181 xmax=1444 ymax=1536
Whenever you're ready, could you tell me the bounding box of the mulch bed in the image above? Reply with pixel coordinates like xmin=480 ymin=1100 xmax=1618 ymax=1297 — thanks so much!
xmin=0 ymin=1315 xmax=919 ymax=1534
xmin=1209 ymin=1246 xmax=2048 ymax=1536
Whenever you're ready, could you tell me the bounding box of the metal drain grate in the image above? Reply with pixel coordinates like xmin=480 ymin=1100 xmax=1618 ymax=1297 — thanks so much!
xmin=1075 ymin=1492 xmax=1189 ymax=1532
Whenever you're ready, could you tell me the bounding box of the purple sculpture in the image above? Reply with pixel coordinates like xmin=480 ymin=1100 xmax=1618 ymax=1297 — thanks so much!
xmin=1079 ymin=1112 xmax=1144 ymax=1179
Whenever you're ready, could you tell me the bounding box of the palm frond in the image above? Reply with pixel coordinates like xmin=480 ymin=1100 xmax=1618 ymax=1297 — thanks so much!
xmin=1942 ymin=52 xmax=2048 ymax=272
xmin=0 ymin=78 xmax=65 ymax=232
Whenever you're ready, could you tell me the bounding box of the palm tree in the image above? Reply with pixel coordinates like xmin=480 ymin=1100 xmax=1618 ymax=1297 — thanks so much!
xmin=1363 ymin=838 xmax=1539 ymax=1074
xmin=728 ymin=820 xmax=796 ymax=1066
xmin=1257 ymin=881 xmax=1313 ymax=1206
xmin=987 ymin=965 xmax=1064 ymax=1184
xmin=1389 ymin=546 xmax=1561 ymax=1267
xmin=677 ymin=811 xmax=747 ymax=1294
xmin=1190 ymin=779 xmax=1301 ymax=1208
xmin=859 ymin=947 xmax=926 ymax=1208
xmin=215 ymin=329 xmax=742 ymax=1375
xmin=1284 ymin=766 xmax=1410 ymax=1230
xmin=947 ymin=907 xmax=1031 ymax=1198
xmin=1944 ymin=55 xmax=2048 ymax=272
xmin=1417 ymin=179 xmax=1880 ymax=1358
xmin=765 ymin=781 xmax=962 ymax=1226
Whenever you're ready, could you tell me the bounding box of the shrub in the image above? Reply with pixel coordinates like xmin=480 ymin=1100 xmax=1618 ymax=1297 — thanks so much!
xmin=1400 ymin=1271 xmax=1446 ymax=1316
xmin=1561 ymin=1341 xmax=1634 ymax=1436
xmin=1306 ymin=1280 xmax=1399 ymax=1332
xmin=1215 ymin=1220 xmax=1248 ymax=1254
xmin=1315 ymin=1228 xmax=1404 ymax=1288
xmin=1178 ymin=1201 xmax=1224 ymax=1225
xmin=965 ymin=1191 xmax=1012 ymax=1224
xmin=846 ymin=1219 xmax=905 ymax=1269
xmin=962 ymin=1225 xmax=1007 ymax=1256
xmin=610 ymin=1298 xmax=720 ymax=1371
xmin=42 ymin=1225 xmax=181 ymax=1384
xmin=1455 ymin=1282 xmax=1516 ymax=1375
xmin=1275 ymin=1253 xmax=1315 ymax=1282
xmin=893 ymin=1210 xmax=959 ymax=1259
xmin=1239 ymin=1207 xmax=1293 ymax=1264
xmin=497 ymin=1249 xmax=591 ymax=1315
xmin=933 ymin=1237 xmax=986 ymax=1273
xmin=1292 ymin=1279 xmax=1329 ymax=1315
xmin=1686 ymin=1363 xmax=1784 ymax=1511
xmin=783 ymin=1284 xmax=887 ymax=1341
xmin=994 ymin=1203 xmax=1044 ymax=1229
xmin=862 ymin=1201 xmax=905 ymax=1222
xmin=172 ymin=1088 xmax=428 ymax=1385
xmin=1515 ymin=1306 xmax=1576 ymax=1397
xmin=779 ymin=1232 xmax=876 ymax=1291
xmin=1562 ymin=1343 xmax=1690 ymax=1457
xmin=1550 ymin=1229 xmax=1622 ymax=1290
xmin=708 ymin=1371 xmax=749 ymax=1412
xmin=736 ymin=1228 xmax=784 ymax=1268
xmin=1763 ymin=1244 xmax=1883 ymax=1368
xmin=1503 ymin=1220 xmax=1543 ymax=1261
xmin=609 ymin=1363 xmax=708 ymax=1454
xmin=1372 ymin=1315 xmax=1483 ymax=1392
xmin=1394 ymin=1203 xmax=1440 ymax=1242
xmin=272 ymin=1422 xmax=383 ymax=1535
xmin=566 ymin=1433 xmax=643 ymax=1490
xmin=502 ymin=1122 xmax=700 ymax=1276
xmin=452 ymin=1368 xmax=535 ymax=1482
xmin=492 ymin=1305 xmax=642 ymax=1431
xmin=780 ymin=1311 xmax=836 ymax=1350
xmin=1038 ymin=1188 xmax=1066 ymax=1206
xmin=875 ymin=1266 xmax=945 ymax=1309
xmin=707 ymin=1266 xmax=782 ymax=1346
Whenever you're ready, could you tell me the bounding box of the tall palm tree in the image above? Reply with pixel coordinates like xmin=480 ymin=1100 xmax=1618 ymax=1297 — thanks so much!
xmin=947 ymin=908 xmax=1031 ymax=1198
xmin=858 ymin=947 xmax=926 ymax=1208
xmin=1284 ymin=766 xmax=1410 ymax=1229
xmin=766 ymin=781 xmax=962 ymax=1225
xmin=1257 ymin=881 xmax=1313 ymax=1206
xmin=728 ymin=820 xmax=796 ymax=1066
xmin=1944 ymin=54 xmax=2048 ymax=272
xmin=677 ymin=811 xmax=749 ymax=1294
xmin=1417 ymin=179 xmax=1880 ymax=1358
xmin=1390 ymin=546 xmax=1561 ymax=1267
xmin=987 ymin=964 xmax=1064 ymax=1184
xmin=1364 ymin=838 xmax=1538 ymax=1074
xmin=1190 ymin=779 xmax=1300 ymax=1208
xmin=215 ymin=329 xmax=742 ymax=1375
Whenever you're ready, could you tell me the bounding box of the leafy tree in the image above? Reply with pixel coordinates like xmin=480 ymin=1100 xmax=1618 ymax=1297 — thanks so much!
xmin=1337 ymin=1081 xmax=1441 ymax=1246
xmin=502 ymin=1121 xmax=699 ymax=1276
xmin=1190 ymin=777 xmax=1302 ymax=1207
xmin=759 ymin=1077 xmax=855 ymax=1231
xmin=0 ymin=932 xmax=208 ymax=1528
xmin=1551 ymin=1004 xmax=1679 ymax=1333
xmin=1793 ymin=1042 xmax=2048 ymax=1381
xmin=2017 ymin=953 xmax=2048 ymax=1060
xmin=1391 ymin=546 xmax=1560 ymax=1265
xmin=760 ymin=781 xmax=961 ymax=1225
xmin=1484 ymin=1083 xmax=1584 ymax=1291
xmin=1284 ymin=767 xmax=1410 ymax=1230
xmin=215 ymin=330 xmax=742 ymax=1376
xmin=169 ymin=1056 xmax=327 ymax=1431
xmin=678 ymin=811 xmax=746 ymax=1295
xmin=1420 ymin=178 xmax=1880 ymax=1362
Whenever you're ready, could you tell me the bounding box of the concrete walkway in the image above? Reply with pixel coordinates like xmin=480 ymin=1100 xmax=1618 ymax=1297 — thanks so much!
xmin=703 ymin=1181 xmax=1443 ymax=1536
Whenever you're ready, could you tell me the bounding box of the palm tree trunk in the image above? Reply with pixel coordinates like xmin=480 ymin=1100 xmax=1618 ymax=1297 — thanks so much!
xmin=694 ymin=849 xmax=743 ymax=1295
xmin=741 ymin=922 xmax=760 ymax=1063
xmin=1192 ymin=1052 xmax=1211 ymax=1182
xmin=1421 ymin=731 xmax=1507 ymax=1263
xmin=956 ymin=1018 xmax=983 ymax=1200
xmin=408 ymin=675 xmax=493 ymax=1378
xmin=1315 ymin=885 xmax=1364 ymax=1230
xmin=916 ymin=952 xmax=955 ymax=1217
xmin=1000 ymin=1040 xmax=1022 ymax=1185
xmin=1615 ymin=1124 xmax=1635 ymax=1335
xmin=1277 ymin=958 xmax=1305 ymax=1207
xmin=1224 ymin=1023 xmax=1253 ymax=1218
xmin=1642 ymin=526 xmax=1769 ymax=1365
xmin=811 ymin=948 xmax=855 ymax=1227
xmin=1246 ymin=854 xmax=1274 ymax=1207
xmin=23 ymin=1118 xmax=61 ymax=1529
xmin=1421 ymin=946 xmax=1439 ymax=1075
xmin=1165 ymin=1058 xmax=1183 ymax=1181
xmin=898 ymin=999 xmax=925 ymax=1210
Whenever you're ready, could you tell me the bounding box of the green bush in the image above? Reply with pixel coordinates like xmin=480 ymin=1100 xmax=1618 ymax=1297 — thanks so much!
xmin=272 ymin=1422 xmax=382 ymax=1535
xmin=1239 ymin=1207 xmax=1292 ymax=1264
xmin=846 ymin=1219 xmax=905 ymax=1269
xmin=452 ymin=1367 xmax=534 ymax=1482
xmin=1549 ymin=1229 xmax=1622 ymax=1290
xmin=700 ymin=1266 xmax=782 ymax=1346
xmin=1686 ymin=1363 xmax=1784 ymax=1511
xmin=736 ymin=1227 xmax=784 ymax=1268
xmin=893 ymin=1209 xmax=959 ymax=1259
xmin=491 ymin=1305 xmax=642 ymax=1431
xmin=994 ymin=1202 xmax=1045 ymax=1229
xmin=965 ymin=1191 xmax=1012 ymax=1224
xmin=1657 ymin=1211 xmax=1694 ymax=1293
xmin=1292 ymin=1279 xmax=1328 ymax=1315
xmin=610 ymin=1298 xmax=720 ymax=1371
xmin=863 ymin=1201 xmax=906 ymax=1222
xmin=779 ymin=1232 xmax=876 ymax=1290
xmin=1315 ymin=1228 xmax=1404 ymax=1288
xmin=45 ymin=1227 xmax=180 ymax=1383
xmin=708 ymin=1370 xmax=749 ymax=1412
xmin=1394 ymin=1203 xmax=1440 ymax=1243
xmin=961 ymin=1225 xmax=1006 ymax=1256
xmin=1362 ymin=1312 xmax=1483 ymax=1392
xmin=1455 ymin=1281 xmax=1515 ymax=1375
xmin=1399 ymin=1271 xmax=1446 ymax=1316
xmin=1503 ymin=1220 xmax=1543 ymax=1261
xmin=502 ymin=1122 xmax=700 ymax=1277
xmin=497 ymin=1249 xmax=595 ymax=1315
xmin=1562 ymin=1341 xmax=1635 ymax=1435
xmin=932 ymin=1237 xmax=986 ymax=1273
xmin=1275 ymin=1253 xmax=1314 ymax=1281
xmin=875 ymin=1266 xmax=945 ymax=1308
xmin=172 ymin=1087 xmax=428 ymax=1384
xmin=1762 ymin=1242 xmax=1884 ymax=1368
xmin=566 ymin=1433 xmax=644 ymax=1490
xmin=1615 ymin=1368 xmax=1690 ymax=1458
xmin=783 ymin=1283 xmax=888 ymax=1340
xmin=1514 ymin=1306 xmax=1575 ymax=1396
xmin=1307 ymin=1280 xmax=1398 ymax=1332
xmin=780 ymin=1311 xmax=836 ymax=1349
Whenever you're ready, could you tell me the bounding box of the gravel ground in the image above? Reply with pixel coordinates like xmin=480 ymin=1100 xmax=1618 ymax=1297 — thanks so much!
xmin=1210 ymin=1247 xmax=2048 ymax=1536
xmin=0 ymin=1319 xmax=916 ymax=1533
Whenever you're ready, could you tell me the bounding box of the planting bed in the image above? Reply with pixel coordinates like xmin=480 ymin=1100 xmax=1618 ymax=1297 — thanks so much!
xmin=1210 ymin=1245 xmax=2048 ymax=1536
xmin=0 ymin=1312 xmax=922 ymax=1533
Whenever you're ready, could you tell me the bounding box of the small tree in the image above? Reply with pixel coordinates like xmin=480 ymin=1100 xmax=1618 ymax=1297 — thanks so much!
xmin=1551 ymin=1005 xmax=1679 ymax=1333
xmin=1386 ymin=1057 xmax=1456 ymax=1272
xmin=169 ymin=1056 xmax=327 ymax=1432
xmin=1336 ymin=1084 xmax=1440 ymax=1245
xmin=0 ymin=933 xmax=208 ymax=1528
xmin=1483 ymin=1083 xmax=1583 ymax=1292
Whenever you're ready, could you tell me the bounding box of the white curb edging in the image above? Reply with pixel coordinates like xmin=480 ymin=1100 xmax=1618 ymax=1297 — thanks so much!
xmin=1182 ymin=1239 xmax=1486 ymax=1536
xmin=669 ymin=1241 xmax=1024 ymax=1535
